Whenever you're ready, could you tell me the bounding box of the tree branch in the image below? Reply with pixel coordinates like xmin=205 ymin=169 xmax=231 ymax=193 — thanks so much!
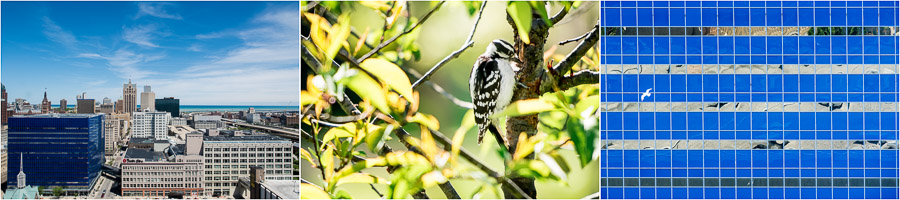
xmin=551 ymin=22 xmax=599 ymax=76
xmin=356 ymin=1 xmax=446 ymax=63
xmin=558 ymin=30 xmax=592 ymax=46
xmin=549 ymin=4 xmax=569 ymax=25
xmin=406 ymin=68 xmax=473 ymax=109
xmin=542 ymin=70 xmax=599 ymax=92
xmin=410 ymin=0 xmax=487 ymax=89
xmin=425 ymin=128 xmax=533 ymax=199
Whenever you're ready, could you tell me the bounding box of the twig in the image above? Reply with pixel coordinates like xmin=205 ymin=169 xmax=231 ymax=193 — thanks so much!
xmin=558 ymin=30 xmax=592 ymax=46
xmin=549 ymin=70 xmax=599 ymax=92
xmin=369 ymin=184 xmax=384 ymax=197
xmin=550 ymin=22 xmax=599 ymax=82
xmin=410 ymin=0 xmax=487 ymax=89
xmin=406 ymin=68 xmax=474 ymax=109
xmin=357 ymin=1 xmax=446 ymax=63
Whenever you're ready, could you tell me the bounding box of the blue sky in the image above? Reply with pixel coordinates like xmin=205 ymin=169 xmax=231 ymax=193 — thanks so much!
xmin=1 ymin=1 xmax=299 ymax=106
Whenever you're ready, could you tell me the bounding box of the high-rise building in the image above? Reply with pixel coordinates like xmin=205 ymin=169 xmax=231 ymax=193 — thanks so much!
xmin=102 ymin=97 xmax=111 ymax=104
xmin=2 ymin=84 xmax=8 ymax=124
xmin=6 ymin=114 xmax=104 ymax=195
xmin=114 ymin=99 xmax=123 ymax=114
xmin=155 ymin=97 xmax=179 ymax=117
xmin=202 ymin=135 xmax=292 ymax=197
xmin=59 ymin=99 xmax=67 ymax=113
xmin=140 ymin=86 xmax=155 ymax=112
xmin=123 ymin=80 xmax=137 ymax=113
xmin=132 ymin=111 xmax=170 ymax=140
xmin=104 ymin=115 xmax=121 ymax=156
xmin=76 ymin=99 xmax=96 ymax=114
xmin=40 ymin=91 xmax=51 ymax=114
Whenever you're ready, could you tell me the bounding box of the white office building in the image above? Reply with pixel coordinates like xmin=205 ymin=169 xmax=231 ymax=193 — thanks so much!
xmin=132 ymin=111 xmax=170 ymax=140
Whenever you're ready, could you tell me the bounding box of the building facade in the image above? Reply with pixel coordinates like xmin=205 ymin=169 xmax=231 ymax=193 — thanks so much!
xmin=104 ymin=115 xmax=121 ymax=156
xmin=121 ymin=143 xmax=203 ymax=198
xmin=140 ymin=86 xmax=155 ymax=112
xmin=76 ymin=99 xmax=95 ymax=114
xmin=155 ymin=97 xmax=180 ymax=117
xmin=123 ymin=80 xmax=137 ymax=113
xmin=193 ymin=115 xmax=224 ymax=130
xmin=6 ymin=114 xmax=104 ymax=194
xmin=202 ymin=135 xmax=292 ymax=197
xmin=170 ymin=117 xmax=187 ymax=126
xmin=2 ymin=84 xmax=8 ymax=124
xmin=132 ymin=111 xmax=170 ymax=140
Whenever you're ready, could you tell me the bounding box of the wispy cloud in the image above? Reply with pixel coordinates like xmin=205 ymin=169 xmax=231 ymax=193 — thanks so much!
xmin=136 ymin=2 xmax=182 ymax=20
xmin=123 ymin=24 xmax=161 ymax=48
xmin=187 ymin=44 xmax=203 ymax=52
xmin=78 ymin=49 xmax=162 ymax=80
xmin=42 ymin=17 xmax=78 ymax=49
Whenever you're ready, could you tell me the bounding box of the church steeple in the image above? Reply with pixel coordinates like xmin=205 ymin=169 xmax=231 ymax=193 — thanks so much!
xmin=17 ymin=153 xmax=26 ymax=189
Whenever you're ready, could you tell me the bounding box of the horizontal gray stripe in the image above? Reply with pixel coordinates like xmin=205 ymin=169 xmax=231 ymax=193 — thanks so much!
xmin=602 ymin=177 xmax=900 ymax=187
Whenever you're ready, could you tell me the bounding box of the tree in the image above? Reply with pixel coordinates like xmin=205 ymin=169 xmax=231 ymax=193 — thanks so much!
xmin=52 ymin=186 xmax=64 ymax=197
xmin=301 ymin=1 xmax=598 ymax=199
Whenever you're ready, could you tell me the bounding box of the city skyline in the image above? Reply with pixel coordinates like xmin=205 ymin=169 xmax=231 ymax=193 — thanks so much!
xmin=1 ymin=2 xmax=300 ymax=106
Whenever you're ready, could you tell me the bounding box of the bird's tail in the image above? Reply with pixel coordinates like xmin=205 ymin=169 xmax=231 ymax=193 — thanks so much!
xmin=487 ymin=124 xmax=509 ymax=153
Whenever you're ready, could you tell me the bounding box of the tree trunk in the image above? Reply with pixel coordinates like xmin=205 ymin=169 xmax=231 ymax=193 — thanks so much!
xmin=502 ymin=12 xmax=552 ymax=199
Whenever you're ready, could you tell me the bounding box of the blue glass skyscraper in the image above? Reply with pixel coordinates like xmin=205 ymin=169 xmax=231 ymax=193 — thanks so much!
xmin=6 ymin=114 xmax=104 ymax=194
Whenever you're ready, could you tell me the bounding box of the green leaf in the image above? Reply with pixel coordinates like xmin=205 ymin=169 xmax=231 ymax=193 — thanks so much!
xmin=342 ymin=68 xmax=391 ymax=114
xmin=408 ymin=113 xmax=440 ymax=130
xmin=333 ymin=189 xmax=352 ymax=199
xmin=300 ymin=148 xmax=317 ymax=168
xmin=389 ymin=180 xmax=411 ymax=199
xmin=358 ymin=59 xmax=415 ymax=102
xmin=529 ymin=1 xmax=552 ymax=26
xmin=538 ymin=111 xmax=568 ymax=131
xmin=324 ymin=14 xmax=352 ymax=71
xmin=574 ymin=95 xmax=599 ymax=115
xmin=567 ymin=114 xmax=598 ymax=167
xmin=366 ymin=124 xmax=393 ymax=153
xmin=336 ymin=173 xmax=389 ymax=186
xmin=301 ymin=183 xmax=331 ymax=199
xmin=493 ymin=98 xmax=559 ymax=118
xmin=507 ymin=1 xmax=533 ymax=44
xmin=539 ymin=153 xmax=568 ymax=181
xmin=421 ymin=171 xmax=448 ymax=188
xmin=321 ymin=123 xmax=357 ymax=149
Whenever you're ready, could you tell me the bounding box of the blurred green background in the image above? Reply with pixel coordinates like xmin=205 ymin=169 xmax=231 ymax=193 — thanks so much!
xmin=302 ymin=1 xmax=598 ymax=198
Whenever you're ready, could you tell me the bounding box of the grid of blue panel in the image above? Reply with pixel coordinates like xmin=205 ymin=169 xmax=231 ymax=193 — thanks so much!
xmin=600 ymin=1 xmax=900 ymax=199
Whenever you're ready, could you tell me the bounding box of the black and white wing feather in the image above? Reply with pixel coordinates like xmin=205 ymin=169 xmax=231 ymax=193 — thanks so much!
xmin=470 ymin=58 xmax=502 ymax=144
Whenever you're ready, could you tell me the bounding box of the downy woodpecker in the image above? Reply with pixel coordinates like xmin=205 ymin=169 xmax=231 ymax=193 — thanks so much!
xmin=469 ymin=39 xmax=517 ymax=146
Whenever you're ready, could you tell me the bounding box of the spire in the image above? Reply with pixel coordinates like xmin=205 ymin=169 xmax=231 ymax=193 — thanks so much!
xmin=43 ymin=90 xmax=47 ymax=100
xmin=17 ymin=152 xmax=26 ymax=188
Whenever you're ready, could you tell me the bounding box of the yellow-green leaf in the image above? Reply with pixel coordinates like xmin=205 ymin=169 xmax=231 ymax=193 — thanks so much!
xmin=322 ymin=123 xmax=357 ymax=149
xmin=408 ymin=112 xmax=440 ymax=130
xmin=451 ymin=110 xmax=475 ymax=164
xmin=343 ymin=69 xmax=391 ymax=114
xmin=301 ymin=183 xmax=331 ymax=199
xmin=324 ymin=14 xmax=352 ymax=71
xmin=301 ymin=91 xmax=317 ymax=107
xmin=322 ymin=146 xmax=335 ymax=185
xmin=507 ymin=1 xmax=532 ymax=44
xmin=421 ymin=171 xmax=448 ymax=188
xmin=493 ymin=98 xmax=559 ymax=118
xmin=358 ymin=59 xmax=414 ymax=102
xmin=366 ymin=124 xmax=393 ymax=153
xmin=359 ymin=1 xmax=391 ymax=12
xmin=574 ymin=95 xmax=599 ymax=116
xmin=300 ymin=148 xmax=317 ymax=168
xmin=336 ymin=173 xmax=389 ymax=186
xmin=539 ymin=153 xmax=568 ymax=181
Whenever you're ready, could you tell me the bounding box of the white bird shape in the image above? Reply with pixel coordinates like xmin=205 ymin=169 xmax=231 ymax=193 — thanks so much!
xmin=640 ymin=88 xmax=652 ymax=101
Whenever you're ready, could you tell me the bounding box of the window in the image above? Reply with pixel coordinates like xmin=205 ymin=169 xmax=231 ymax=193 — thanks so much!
xmin=601 ymin=1 xmax=900 ymax=199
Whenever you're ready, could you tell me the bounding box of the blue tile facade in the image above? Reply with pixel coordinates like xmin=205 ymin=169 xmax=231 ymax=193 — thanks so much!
xmin=601 ymin=1 xmax=900 ymax=199
xmin=6 ymin=114 xmax=104 ymax=191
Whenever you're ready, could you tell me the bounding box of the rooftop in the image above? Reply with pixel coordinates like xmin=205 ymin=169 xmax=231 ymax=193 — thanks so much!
xmin=124 ymin=148 xmax=169 ymax=162
xmin=9 ymin=113 xmax=101 ymax=118
xmin=260 ymin=180 xmax=299 ymax=199
xmin=3 ymin=185 xmax=39 ymax=199
xmin=203 ymin=135 xmax=290 ymax=142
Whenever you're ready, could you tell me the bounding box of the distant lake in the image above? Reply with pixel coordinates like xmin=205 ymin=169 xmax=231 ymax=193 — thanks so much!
xmin=52 ymin=105 xmax=298 ymax=112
